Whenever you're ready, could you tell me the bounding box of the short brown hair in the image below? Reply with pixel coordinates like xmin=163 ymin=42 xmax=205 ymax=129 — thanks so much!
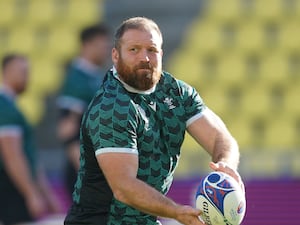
xmin=113 ymin=17 xmax=163 ymax=50
xmin=1 ymin=54 xmax=26 ymax=73
xmin=80 ymin=23 xmax=111 ymax=44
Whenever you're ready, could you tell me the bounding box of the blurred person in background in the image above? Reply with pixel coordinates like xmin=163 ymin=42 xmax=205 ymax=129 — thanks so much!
xmin=0 ymin=54 xmax=61 ymax=225
xmin=64 ymin=17 xmax=244 ymax=225
xmin=56 ymin=23 xmax=111 ymax=197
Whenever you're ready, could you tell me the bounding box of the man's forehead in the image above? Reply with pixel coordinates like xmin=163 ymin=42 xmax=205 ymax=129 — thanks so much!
xmin=121 ymin=28 xmax=162 ymax=46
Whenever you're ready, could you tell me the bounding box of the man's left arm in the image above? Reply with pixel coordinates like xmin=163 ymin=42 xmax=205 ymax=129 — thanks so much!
xmin=187 ymin=108 xmax=243 ymax=188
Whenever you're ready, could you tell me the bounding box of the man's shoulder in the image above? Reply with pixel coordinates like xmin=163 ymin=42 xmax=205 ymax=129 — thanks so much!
xmin=0 ymin=94 xmax=6 ymax=105
xmin=161 ymin=71 xmax=186 ymax=87
xmin=0 ymin=95 xmax=16 ymax=112
xmin=159 ymin=71 xmax=193 ymax=93
xmin=93 ymin=88 xmax=134 ymax=112
xmin=64 ymin=65 xmax=88 ymax=81
xmin=161 ymin=70 xmax=176 ymax=81
xmin=0 ymin=96 xmax=21 ymax=125
xmin=88 ymin=77 xmax=137 ymax=120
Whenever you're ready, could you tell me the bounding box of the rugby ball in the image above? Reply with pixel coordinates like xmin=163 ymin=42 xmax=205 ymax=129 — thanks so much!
xmin=195 ymin=171 xmax=246 ymax=225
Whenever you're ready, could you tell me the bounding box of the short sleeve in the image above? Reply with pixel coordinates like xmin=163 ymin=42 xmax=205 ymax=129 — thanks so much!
xmin=56 ymin=72 xmax=88 ymax=114
xmin=0 ymin=103 xmax=22 ymax=136
xmin=178 ymin=80 xmax=207 ymax=127
xmin=87 ymin=99 xmax=139 ymax=156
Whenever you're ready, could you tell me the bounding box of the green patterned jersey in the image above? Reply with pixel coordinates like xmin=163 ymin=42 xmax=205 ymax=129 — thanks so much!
xmin=72 ymin=69 xmax=206 ymax=224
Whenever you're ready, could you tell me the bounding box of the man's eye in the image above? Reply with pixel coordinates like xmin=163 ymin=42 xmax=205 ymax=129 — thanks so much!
xmin=149 ymin=48 xmax=158 ymax=53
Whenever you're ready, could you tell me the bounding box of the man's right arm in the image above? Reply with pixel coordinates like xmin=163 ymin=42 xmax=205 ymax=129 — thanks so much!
xmin=97 ymin=152 xmax=205 ymax=225
xmin=0 ymin=132 xmax=46 ymax=218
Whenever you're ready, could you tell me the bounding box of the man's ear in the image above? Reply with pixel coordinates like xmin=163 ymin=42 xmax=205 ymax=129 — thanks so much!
xmin=112 ymin=48 xmax=119 ymax=65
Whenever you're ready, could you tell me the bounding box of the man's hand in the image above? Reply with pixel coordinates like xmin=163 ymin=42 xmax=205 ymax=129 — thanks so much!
xmin=25 ymin=190 xmax=47 ymax=219
xmin=57 ymin=113 xmax=80 ymax=141
xmin=175 ymin=205 xmax=206 ymax=225
xmin=210 ymin=162 xmax=245 ymax=193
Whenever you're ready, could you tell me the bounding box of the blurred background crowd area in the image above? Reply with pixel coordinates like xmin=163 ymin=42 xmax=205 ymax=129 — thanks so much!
xmin=0 ymin=0 xmax=300 ymax=224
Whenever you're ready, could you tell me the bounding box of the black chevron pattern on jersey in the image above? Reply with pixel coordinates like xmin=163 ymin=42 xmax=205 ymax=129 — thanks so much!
xmin=113 ymin=110 xmax=128 ymax=121
xmin=90 ymin=125 xmax=99 ymax=136
xmin=73 ymin=70 xmax=206 ymax=224
xmin=89 ymin=110 xmax=99 ymax=121
xmin=101 ymin=102 xmax=114 ymax=111
xmin=99 ymin=132 xmax=113 ymax=140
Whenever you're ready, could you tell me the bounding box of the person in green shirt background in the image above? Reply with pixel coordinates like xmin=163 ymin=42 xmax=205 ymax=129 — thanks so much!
xmin=0 ymin=54 xmax=61 ymax=225
xmin=56 ymin=23 xmax=111 ymax=198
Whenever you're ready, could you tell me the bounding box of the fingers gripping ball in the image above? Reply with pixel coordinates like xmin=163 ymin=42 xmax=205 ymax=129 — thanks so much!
xmin=195 ymin=172 xmax=246 ymax=225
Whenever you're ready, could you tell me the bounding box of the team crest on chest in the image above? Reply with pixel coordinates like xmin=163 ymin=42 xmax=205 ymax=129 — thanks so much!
xmin=163 ymin=97 xmax=176 ymax=109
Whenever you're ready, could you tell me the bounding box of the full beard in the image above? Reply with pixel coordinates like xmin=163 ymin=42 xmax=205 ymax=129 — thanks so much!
xmin=116 ymin=59 xmax=161 ymax=91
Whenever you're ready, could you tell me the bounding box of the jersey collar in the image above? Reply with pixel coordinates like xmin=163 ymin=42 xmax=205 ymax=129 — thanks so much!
xmin=74 ymin=57 xmax=102 ymax=77
xmin=0 ymin=84 xmax=16 ymax=102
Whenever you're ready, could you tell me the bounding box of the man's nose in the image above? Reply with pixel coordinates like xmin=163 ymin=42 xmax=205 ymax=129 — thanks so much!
xmin=139 ymin=50 xmax=150 ymax=62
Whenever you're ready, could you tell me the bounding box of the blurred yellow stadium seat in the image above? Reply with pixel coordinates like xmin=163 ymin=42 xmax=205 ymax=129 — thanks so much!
xmin=218 ymin=21 xmax=240 ymax=50
xmin=286 ymin=51 xmax=300 ymax=81
xmin=242 ymin=51 xmax=264 ymax=82
xmin=216 ymin=52 xmax=245 ymax=86
xmin=254 ymin=0 xmax=282 ymax=21
xmin=260 ymin=53 xmax=287 ymax=84
xmin=26 ymin=0 xmax=55 ymax=26
xmin=66 ymin=0 xmax=102 ymax=27
xmin=279 ymin=20 xmax=300 ymax=53
xmin=0 ymin=27 xmax=11 ymax=55
xmin=281 ymin=0 xmax=300 ymax=18
xmin=201 ymin=84 xmax=228 ymax=116
xmin=261 ymin=20 xmax=282 ymax=50
xmin=168 ymin=0 xmax=300 ymax=151
xmin=7 ymin=27 xmax=35 ymax=54
xmin=239 ymin=84 xmax=269 ymax=118
xmin=30 ymin=59 xmax=64 ymax=95
xmin=0 ymin=1 xmax=16 ymax=26
xmin=204 ymin=0 xmax=243 ymax=22
xmin=226 ymin=114 xmax=253 ymax=149
xmin=285 ymin=86 xmax=300 ymax=116
xmin=47 ymin=26 xmax=78 ymax=61
xmin=17 ymin=92 xmax=45 ymax=125
xmin=0 ymin=0 xmax=104 ymax=126
xmin=236 ymin=21 xmax=264 ymax=53
xmin=31 ymin=26 xmax=51 ymax=55
xmin=187 ymin=20 xmax=222 ymax=54
xmin=264 ymin=115 xmax=295 ymax=150
xmin=168 ymin=49 xmax=197 ymax=81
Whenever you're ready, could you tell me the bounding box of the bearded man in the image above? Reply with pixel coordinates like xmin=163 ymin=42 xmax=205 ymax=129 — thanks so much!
xmin=64 ymin=17 xmax=243 ymax=225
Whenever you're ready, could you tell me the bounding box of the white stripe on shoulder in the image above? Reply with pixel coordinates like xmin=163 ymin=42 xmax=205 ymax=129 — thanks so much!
xmin=186 ymin=107 xmax=208 ymax=128
xmin=0 ymin=125 xmax=22 ymax=137
xmin=95 ymin=147 xmax=138 ymax=156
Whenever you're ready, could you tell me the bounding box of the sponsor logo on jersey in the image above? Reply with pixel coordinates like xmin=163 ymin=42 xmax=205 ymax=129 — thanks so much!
xmin=149 ymin=101 xmax=156 ymax=111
